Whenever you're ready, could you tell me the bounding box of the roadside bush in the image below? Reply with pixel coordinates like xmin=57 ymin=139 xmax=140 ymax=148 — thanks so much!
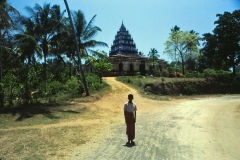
xmin=162 ymin=70 xmax=169 ymax=77
xmin=153 ymin=69 xmax=162 ymax=77
xmin=203 ymin=69 xmax=232 ymax=84
xmin=85 ymin=73 xmax=108 ymax=90
xmin=233 ymin=74 xmax=240 ymax=86
xmin=65 ymin=76 xmax=79 ymax=98
xmin=215 ymin=70 xmax=232 ymax=85
xmin=203 ymin=69 xmax=217 ymax=77
xmin=182 ymin=81 xmax=196 ymax=95
xmin=86 ymin=73 xmax=100 ymax=87
xmin=136 ymin=72 xmax=142 ymax=78
xmin=37 ymin=80 xmax=65 ymax=102
xmin=184 ymin=71 xmax=204 ymax=78
xmin=2 ymin=70 xmax=18 ymax=106
xmin=117 ymin=76 xmax=132 ymax=83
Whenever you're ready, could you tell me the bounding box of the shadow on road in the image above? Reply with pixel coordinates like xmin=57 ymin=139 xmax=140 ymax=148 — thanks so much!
xmin=0 ymin=103 xmax=80 ymax=121
xmin=123 ymin=143 xmax=136 ymax=148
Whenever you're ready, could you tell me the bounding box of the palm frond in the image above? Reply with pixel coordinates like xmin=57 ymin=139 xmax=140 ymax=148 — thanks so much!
xmin=82 ymin=26 xmax=102 ymax=41
xmin=83 ymin=14 xmax=97 ymax=35
xmin=82 ymin=40 xmax=108 ymax=48
xmin=24 ymin=5 xmax=36 ymax=18
xmin=73 ymin=10 xmax=86 ymax=37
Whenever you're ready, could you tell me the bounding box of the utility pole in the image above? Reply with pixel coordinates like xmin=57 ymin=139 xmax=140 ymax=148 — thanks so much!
xmin=63 ymin=0 xmax=89 ymax=96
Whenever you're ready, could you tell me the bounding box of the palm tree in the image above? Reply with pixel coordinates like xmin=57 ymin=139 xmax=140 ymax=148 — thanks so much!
xmin=63 ymin=0 xmax=90 ymax=96
xmin=148 ymin=48 xmax=159 ymax=76
xmin=61 ymin=5 xmax=108 ymax=96
xmin=148 ymin=48 xmax=159 ymax=69
xmin=138 ymin=51 xmax=144 ymax=56
xmin=24 ymin=3 xmax=66 ymax=79
xmin=14 ymin=17 xmax=42 ymax=64
xmin=0 ymin=0 xmax=20 ymax=67
xmin=72 ymin=10 xmax=108 ymax=59
xmin=15 ymin=33 xmax=42 ymax=65
xmin=0 ymin=0 xmax=19 ymax=38
xmin=0 ymin=0 xmax=19 ymax=107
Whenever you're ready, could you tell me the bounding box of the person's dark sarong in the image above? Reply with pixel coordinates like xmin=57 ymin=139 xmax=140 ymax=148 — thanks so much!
xmin=125 ymin=112 xmax=135 ymax=141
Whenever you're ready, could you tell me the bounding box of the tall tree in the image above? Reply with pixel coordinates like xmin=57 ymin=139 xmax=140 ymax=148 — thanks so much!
xmin=63 ymin=0 xmax=90 ymax=96
xmin=14 ymin=29 xmax=42 ymax=65
xmin=138 ymin=51 xmax=144 ymax=56
xmin=23 ymin=3 xmax=66 ymax=79
xmin=72 ymin=10 xmax=108 ymax=59
xmin=89 ymin=51 xmax=113 ymax=83
xmin=0 ymin=0 xmax=20 ymax=107
xmin=213 ymin=10 xmax=240 ymax=75
xmin=200 ymin=33 xmax=229 ymax=70
xmin=148 ymin=48 xmax=159 ymax=71
xmin=164 ymin=26 xmax=200 ymax=75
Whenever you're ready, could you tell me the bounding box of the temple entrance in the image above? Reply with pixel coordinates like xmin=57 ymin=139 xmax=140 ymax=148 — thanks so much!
xmin=119 ymin=63 xmax=123 ymax=72
xmin=130 ymin=63 xmax=134 ymax=72
xmin=159 ymin=65 xmax=162 ymax=71
xmin=139 ymin=60 xmax=146 ymax=75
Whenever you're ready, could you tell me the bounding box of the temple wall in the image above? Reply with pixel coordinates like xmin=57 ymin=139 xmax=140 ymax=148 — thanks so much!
xmin=110 ymin=59 xmax=167 ymax=73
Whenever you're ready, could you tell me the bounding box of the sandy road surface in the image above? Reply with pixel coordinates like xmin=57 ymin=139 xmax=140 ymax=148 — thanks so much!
xmin=65 ymin=77 xmax=240 ymax=160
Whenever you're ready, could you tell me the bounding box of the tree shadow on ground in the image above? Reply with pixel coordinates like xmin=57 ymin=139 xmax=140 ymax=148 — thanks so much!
xmin=0 ymin=102 xmax=80 ymax=121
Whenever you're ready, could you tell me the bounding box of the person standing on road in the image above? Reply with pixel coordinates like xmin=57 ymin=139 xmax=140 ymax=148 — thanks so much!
xmin=124 ymin=94 xmax=137 ymax=145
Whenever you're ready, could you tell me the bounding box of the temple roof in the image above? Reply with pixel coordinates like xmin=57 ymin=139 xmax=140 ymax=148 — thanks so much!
xmin=109 ymin=22 xmax=139 ymax=57
xmin=119 ymin=21 xmax=126 ymax=31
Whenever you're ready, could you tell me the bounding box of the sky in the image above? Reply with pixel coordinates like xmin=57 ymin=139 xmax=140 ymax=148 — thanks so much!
xmin=8 ymin=0 xmax=240 ymax=63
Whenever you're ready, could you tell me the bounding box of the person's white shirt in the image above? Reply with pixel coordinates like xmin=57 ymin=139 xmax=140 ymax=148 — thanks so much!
xmin=124 ymin=102 xmax=137 ymax=117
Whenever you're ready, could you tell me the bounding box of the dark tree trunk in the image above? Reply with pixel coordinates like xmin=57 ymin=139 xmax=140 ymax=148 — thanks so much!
xmin=232 ymin=56 xmax=236 ymax=76
xmin=63 ymin=0 xmax=89 ymax=96
xmin=180 ymin=53 xmax=185 ymax=75
xmin=0 ymin=63 xmax=4 ymax=107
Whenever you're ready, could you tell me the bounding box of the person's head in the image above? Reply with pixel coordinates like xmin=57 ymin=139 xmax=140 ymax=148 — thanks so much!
xmin=128 ymin=94 xmax=134 ymax=102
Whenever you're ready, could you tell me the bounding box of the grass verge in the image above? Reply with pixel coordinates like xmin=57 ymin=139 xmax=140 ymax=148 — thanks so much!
xmin=0 ymin=83 xmax=111 ymax=160
xmin=116 ymin=76 xmax=227 ymax=100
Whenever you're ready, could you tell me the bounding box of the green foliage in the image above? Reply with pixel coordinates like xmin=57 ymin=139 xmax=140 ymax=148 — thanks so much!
xmin=203 ymin=69 xmax=234 ymax=85
xmin=2 ymin=70 xmax=18 ymax=105
xmin=160 ymin=66 xmax=183 ymax=78
xmin=164 ymin=26 xmax=201 ymax=74
xmin=213 ymin=10 xmax=240 ymax=75
xmin=136 ymin=72 xmax=142 ymax=78
xmin=214 ymin=70 xmax=232 ymax=85
xmin=65 ymin=76 xmax=79 ymax=97
xmin=153 ymin=69 xmax=162 ymax=77
xmin=233 ymin=74 xmax=240 ymax=86
xmin=0 ymin=2 xmax=108 ymax=106
xmin=85 ymin=73 xmax=107 ymax=90
xmin=162 ymin=70 xmax=169 ymax=77
xmin=182 ymin=81 xmax=196 ymax=95
xmin=117 ymin=76 xmax=132 ymax=84
xmin=148 ymin=48 xmax=160 ymax=68
xmin=184 ymin=71 xmax=204 ymax=78
xmin=203 ymin=69 xmax=217 ymax=77
xmin=117 ymin=72 xmax=240 ymax=96
xmin=89 ymin=51 xmax=113 ymax=82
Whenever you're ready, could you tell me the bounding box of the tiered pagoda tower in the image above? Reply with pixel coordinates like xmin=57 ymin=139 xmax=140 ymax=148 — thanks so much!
xmin=109 ymin=22 xmax=138 ymax=57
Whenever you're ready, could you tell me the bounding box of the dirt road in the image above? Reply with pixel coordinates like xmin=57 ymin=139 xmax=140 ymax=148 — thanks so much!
xmin=66 ymin=77 xmax=240 ymax=160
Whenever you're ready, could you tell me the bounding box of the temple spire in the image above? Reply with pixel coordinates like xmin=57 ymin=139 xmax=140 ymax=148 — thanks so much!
xmin=109 ymin=22 xmax=138 ymax=56
xmin=120 ymin=21 xmax=126 ymax=31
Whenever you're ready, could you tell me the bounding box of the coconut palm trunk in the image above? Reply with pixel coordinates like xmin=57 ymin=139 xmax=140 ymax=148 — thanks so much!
xmin=0 ymin=62 xmax=3 ymax=107
xmin=63 ymin=0 xmax=89 ymax=96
